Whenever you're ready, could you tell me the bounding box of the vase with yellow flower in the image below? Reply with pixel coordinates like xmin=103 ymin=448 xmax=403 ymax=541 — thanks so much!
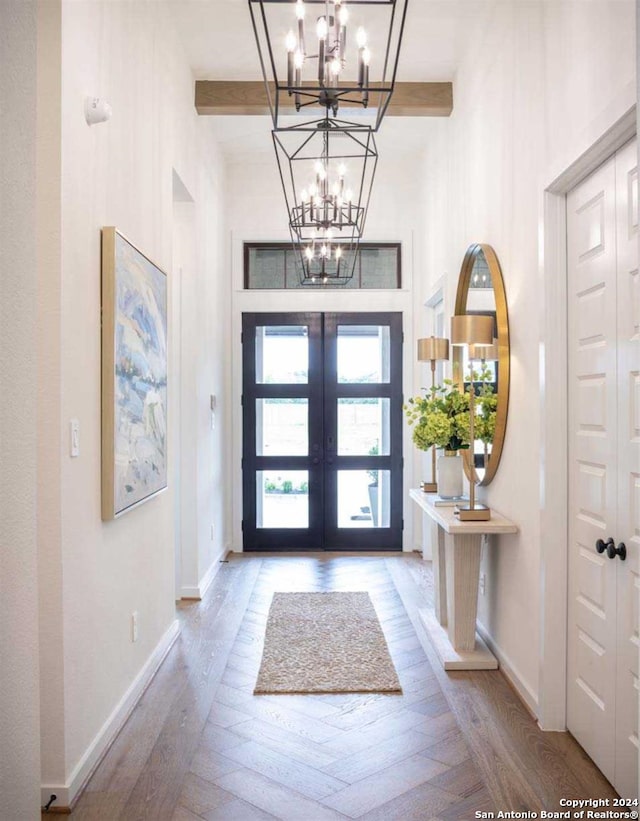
xmin=404 ymin=380 xmax=470 ymax=498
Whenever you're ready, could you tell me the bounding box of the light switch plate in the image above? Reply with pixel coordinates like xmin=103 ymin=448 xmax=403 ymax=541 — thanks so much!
xmin=70 ymin=419 xmax=80 ymax=457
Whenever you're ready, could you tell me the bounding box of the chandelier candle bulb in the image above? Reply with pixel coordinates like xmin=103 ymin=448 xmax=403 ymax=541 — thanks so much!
xmin=296 ymin=0 xmax=305 ymax=54
xmin=317 ymin=16 xmax=327 ymax=84
xmin=286 ymin=31 xmax=296 ymax=89
xmin=294 ymin=50 xmax=303 ymax=107
xmin=362 ymin=47 xmax=371 ymax=105
xmin=338 ymin=4 xmax=348 ymax=57
xmin=357 ymin=27 xmax=367 ymax=87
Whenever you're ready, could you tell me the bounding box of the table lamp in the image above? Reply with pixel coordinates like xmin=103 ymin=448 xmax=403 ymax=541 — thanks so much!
xmin=417 ymin=336 xmax=450 ymax=493
xmin=468 ymin=337 xmax=499 ymax=471
xmin=450 ymin=315 xmax=494 ymax=521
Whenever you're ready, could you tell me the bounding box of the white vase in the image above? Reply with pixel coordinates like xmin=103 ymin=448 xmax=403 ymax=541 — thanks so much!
xmin=438 ymin=451 xmax=463 ymax=499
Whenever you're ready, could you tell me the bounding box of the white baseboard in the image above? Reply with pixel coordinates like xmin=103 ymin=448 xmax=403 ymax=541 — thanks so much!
xmin=476 ymin=621 xmax=539 ymax=719
xmin=180 ymin=545 xmax=227 ymax=600
xmin=41 ymin=618 xmax=181 ymax=810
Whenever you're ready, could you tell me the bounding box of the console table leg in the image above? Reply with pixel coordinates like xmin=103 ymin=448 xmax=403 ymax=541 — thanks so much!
xmin=445 ymin=532 xmax=482 ymax=652
xmin=432 ymin=522 xmax=447 ymax=626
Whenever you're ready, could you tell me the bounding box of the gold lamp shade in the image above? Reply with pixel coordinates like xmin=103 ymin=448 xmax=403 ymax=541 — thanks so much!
xmin=468 ymin=337 xmax=499 ymax=361
xmin=450 ymin=315 xmax=494 ymax=347
xmin=417 ymin=336 xmax=450 ymax=362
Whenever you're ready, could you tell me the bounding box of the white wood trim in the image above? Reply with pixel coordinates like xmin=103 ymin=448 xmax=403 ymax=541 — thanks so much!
xmin=537 ymin=106 xmax=637 ymax=731
xmin=537 ymin=189 xmax=569 ymax=731
xmin=636 ymin=6 xmax=639 ymax=796
xmin=546 ymin=103 xmax=636 ymax=195
xmin=180 ymin=547 xmax=228 ymax=600
xmin=41 ymin=619 xmax=181 ymax=809
xmin=476 ymin=621 xmax=539 ymax=718
xmin=231 ymin=230 xmax=416 ymax=553
xmin=425 ymin=277 xmax=445 ymax=308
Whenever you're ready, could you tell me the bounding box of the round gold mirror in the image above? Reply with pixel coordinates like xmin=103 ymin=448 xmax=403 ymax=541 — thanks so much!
xmin=453 ymin=244 xmax=510 ymax=486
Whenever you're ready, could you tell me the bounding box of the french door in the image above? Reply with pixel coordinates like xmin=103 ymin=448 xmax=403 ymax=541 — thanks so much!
xmin=242 ymin=312 xmax=403 ymax=551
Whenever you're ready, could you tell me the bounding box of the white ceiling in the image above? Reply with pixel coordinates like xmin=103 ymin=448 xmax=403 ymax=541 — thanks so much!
xmin=166 ymin=0 xmax=496 ymax=157
xmin=168 ymin=0 xmax=494 ymax=81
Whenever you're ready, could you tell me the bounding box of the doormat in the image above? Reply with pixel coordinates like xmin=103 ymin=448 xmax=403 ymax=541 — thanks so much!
xmin=254 ymin=592 xmax=402 ymax=695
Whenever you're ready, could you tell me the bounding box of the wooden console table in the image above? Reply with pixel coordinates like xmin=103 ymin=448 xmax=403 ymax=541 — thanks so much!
xmin=410 ymin=488 xmax=518 ymax=670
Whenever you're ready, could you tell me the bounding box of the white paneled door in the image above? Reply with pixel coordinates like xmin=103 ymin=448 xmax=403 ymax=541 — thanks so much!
xmin=614 ymin=140 xmax=640 ymax=797
xmin=567 ymin=140 xmax=639 ymax=800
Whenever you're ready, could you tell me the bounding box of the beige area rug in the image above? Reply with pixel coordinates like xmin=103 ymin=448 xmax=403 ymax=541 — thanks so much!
xmin=254 ymin=592 xmax=402 ymax=695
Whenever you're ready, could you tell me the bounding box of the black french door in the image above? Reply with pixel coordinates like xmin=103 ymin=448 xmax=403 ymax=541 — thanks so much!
xmin=242 ymin=312 xmax=403 ymax=551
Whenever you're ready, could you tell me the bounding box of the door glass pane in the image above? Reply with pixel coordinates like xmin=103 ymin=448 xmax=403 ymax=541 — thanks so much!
xmin=337 ymin=470 xmax=390 ymax=528
xmin=256 ymin=399 xmax=308 ymax=456
xmin=257 ymin=471 xmax=309 ymax=528
xmin=337 ymin=398 xmax=390 ymax=456
xmin=337 ymin=325 xmax=390 ymax=383
xmin=256 ymin=325 xmax=308 ymax=384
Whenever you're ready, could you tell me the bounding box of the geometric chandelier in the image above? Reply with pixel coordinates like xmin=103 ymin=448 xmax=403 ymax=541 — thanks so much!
xmin=290 ymin=227 xmax=361 ymax=285
xmin=248 ymin=0 xmax=410 ymax=132
xmin=273 ymin=117 xmax=377 ymax=284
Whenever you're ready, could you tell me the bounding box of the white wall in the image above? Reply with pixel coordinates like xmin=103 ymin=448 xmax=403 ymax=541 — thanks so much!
xmin=418 ymin=0 xmax=636 ymax=712
xmin=0 ymin=3 xmax=42 ymax=817
xmin=225 ymin=140 xmax=426 ymax=551
xmin=35 ymin=0 xmax=230 ymax=803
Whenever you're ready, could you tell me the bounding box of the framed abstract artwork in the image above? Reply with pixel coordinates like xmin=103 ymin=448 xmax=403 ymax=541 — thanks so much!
xmin=101 ymin=227 xmax=168 ymax=520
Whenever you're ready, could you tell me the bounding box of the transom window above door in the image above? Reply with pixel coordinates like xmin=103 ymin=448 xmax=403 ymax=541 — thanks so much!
xmin=244 ymin=243 xmax=402 ymax=290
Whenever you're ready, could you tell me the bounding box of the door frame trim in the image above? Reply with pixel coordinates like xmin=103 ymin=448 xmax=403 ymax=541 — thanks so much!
xmin=538 ymin=103 xmax=636 ymax=731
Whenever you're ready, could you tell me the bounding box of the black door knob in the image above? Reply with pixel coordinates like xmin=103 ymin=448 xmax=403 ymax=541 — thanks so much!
xmin=613 ymin=542 xmax=627 ymax=561
xmin=596 ymin=538 xmax=614 ymax=555
xmin=312 ymin=457 xmax=320 ymax=465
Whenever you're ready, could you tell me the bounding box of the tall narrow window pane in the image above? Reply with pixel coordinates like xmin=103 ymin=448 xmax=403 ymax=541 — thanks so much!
xmin=256 ymin=325 xmax=308 ymax=384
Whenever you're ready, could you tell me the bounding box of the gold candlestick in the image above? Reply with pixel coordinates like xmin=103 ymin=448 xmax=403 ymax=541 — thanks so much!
xmin=417 ymin=336 xmax=450 ymax=493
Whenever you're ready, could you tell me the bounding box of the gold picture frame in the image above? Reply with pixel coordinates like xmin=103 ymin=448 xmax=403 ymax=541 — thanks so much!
xmin=101 ymin=227 xmax=168 ymax=520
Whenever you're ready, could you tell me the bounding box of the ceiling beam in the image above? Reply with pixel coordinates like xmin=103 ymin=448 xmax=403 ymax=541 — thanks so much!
xmin=195 ymin=81 xmax=453 ymax=117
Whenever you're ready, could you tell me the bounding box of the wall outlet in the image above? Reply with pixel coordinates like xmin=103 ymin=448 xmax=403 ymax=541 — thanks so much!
xmin=479 ymin=573 xmax=486 ymax=596
xmin=131 ymin=611 xmax=138 ymax=643
xmin=210 ymin=523 xmax=215 ymax=540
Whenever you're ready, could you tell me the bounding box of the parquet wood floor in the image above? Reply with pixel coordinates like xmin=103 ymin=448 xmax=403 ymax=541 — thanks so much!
xmin=71 ymin=553 xmax=616 ymax=821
